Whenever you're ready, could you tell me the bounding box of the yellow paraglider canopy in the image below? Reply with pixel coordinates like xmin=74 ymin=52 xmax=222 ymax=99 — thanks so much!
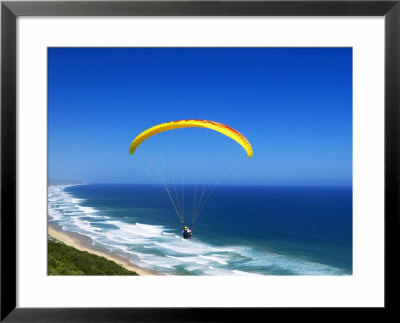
xmin=129 ymin=119 xmax=253 ymax=158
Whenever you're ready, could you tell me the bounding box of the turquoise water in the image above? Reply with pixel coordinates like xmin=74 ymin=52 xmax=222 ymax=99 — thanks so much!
xmin=48 ymin=183 xmax=352 ymax=275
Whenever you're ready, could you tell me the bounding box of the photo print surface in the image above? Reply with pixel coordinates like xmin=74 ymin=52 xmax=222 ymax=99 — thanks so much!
xmin=48 ymin=48 xmax=352 ymax=276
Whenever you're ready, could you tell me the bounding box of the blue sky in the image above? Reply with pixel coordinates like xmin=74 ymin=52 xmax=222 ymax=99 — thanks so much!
xmin=48 ymin=48 xmax=352 ymax=186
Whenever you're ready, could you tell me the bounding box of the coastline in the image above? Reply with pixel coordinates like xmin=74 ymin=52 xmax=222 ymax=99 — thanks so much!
xmin=48 ymin=225 xmax=156 ymax=276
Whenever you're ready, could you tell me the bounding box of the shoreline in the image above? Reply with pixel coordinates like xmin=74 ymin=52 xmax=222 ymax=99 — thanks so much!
xmin=48 ymin=225 xmax=157 ymax=276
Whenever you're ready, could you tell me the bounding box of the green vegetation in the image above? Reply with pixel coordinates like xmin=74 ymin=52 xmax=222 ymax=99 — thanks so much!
xmin=48 ymin=237 xmax=138 ymax=275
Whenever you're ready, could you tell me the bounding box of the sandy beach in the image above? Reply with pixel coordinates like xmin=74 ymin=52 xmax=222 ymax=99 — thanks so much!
xmin=48 ymin=225 xmax=155 ymax=276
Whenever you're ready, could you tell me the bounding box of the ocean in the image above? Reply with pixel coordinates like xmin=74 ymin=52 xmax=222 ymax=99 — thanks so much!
xmin=48 ymin=183 xmax=352 ymax=275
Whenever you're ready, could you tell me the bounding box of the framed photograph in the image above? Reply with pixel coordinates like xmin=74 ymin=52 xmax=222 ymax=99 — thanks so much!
xmin=1 ymin=0 xmax=399 ymax=321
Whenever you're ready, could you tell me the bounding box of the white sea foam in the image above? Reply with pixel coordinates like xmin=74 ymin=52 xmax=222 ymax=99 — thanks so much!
xmin=77 ymin=205 xmax=98 ymax=214
xmin=71 ymin=198 xmax=84 ymax=204
xmin=199 ymin=255 xmax=228 ymax=265
xmin=105 ymin=221 xmax=164 ymax=238
xmin=48 ymin=208 xmax=63 ymax=221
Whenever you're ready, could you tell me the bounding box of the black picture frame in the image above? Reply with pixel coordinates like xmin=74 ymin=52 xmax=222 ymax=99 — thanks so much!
xmin=1 ymin=0 xmax=399 ymax=321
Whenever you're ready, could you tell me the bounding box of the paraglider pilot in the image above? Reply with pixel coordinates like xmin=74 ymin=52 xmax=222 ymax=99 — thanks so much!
xmin=182 ymin=226 xmax=192 ymax=239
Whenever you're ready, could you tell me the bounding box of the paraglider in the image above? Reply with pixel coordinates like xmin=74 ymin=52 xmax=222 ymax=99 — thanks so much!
xmin=129 ymin=119 xmax=253 ymax=157
xmin=129 ymin=119 xmax=252 ymax=238
xmin=182 ymin=226 xmax=192 ymax=239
